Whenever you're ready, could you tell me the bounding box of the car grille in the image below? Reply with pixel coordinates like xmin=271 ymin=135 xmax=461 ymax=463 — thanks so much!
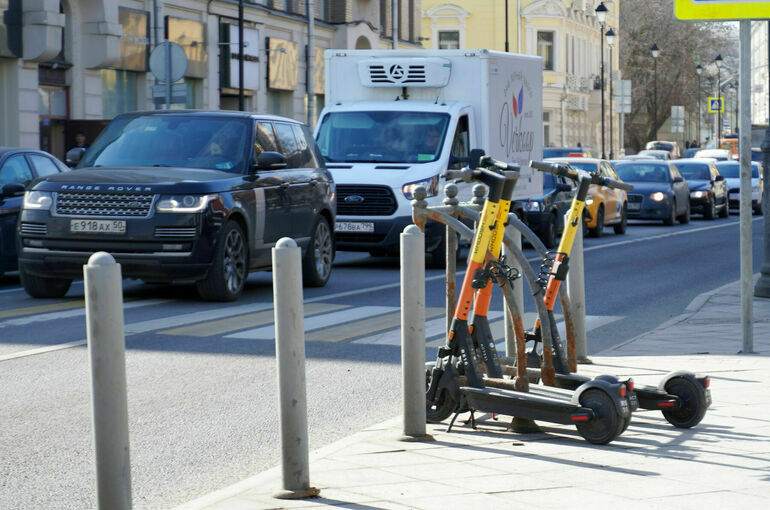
xmin=154 ymin=226 xmax=197 ymax=238
xmin=336 ymin=185 xmax=397 ymax=216
xmin=627 ymin=194 xmax=644 ymax=204
xmin=20 ymin=222 xmax=47 ymax=235
xmin=56 ymin=192 xmax=155 ymax=217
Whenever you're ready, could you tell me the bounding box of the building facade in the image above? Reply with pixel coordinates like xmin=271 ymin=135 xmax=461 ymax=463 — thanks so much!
xmin=421 ymin=0 xmax=621 ymax=156
xmin=0 ymin=0 xmax=423 ymax=159
xmin=752 ymin=20 xmax=769 ymax=127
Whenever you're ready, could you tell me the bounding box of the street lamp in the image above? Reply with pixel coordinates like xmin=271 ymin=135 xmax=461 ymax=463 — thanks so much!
xmin=607 ymin=28 xmax=616 ymax=159
xmin=651 ymin=43 xmax=660 ymax=140
xmin=715 ymin=54 xmax=723 ymax=143
xmin=596 ymin=2 xmax=608 ymax=159
xmin=696 ymin=63 xmax=703 ymax=146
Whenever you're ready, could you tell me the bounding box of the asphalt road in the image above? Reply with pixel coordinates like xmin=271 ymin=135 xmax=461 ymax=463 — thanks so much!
xmin=0 ymin=211 xmax=765 ymax=509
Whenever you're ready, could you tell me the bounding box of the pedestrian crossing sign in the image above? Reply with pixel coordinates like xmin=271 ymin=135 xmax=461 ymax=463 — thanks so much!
xmin=708 ymin=97 xmax=724 ymax=113
xmin=675 ymin=0 xmax=770 ymax=20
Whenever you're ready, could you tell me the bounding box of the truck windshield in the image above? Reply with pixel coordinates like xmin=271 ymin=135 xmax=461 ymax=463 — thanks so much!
xmin=79 ymin=115 xmax=251 ymax=174
xmin=315 ymin=111 xmax=450 ymax=164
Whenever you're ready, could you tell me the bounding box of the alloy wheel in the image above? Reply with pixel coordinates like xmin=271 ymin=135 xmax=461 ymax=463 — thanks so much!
xmin=313 ymin=220 xmax=333 ymax=280
xmin=223 ymin=229 xmax=246 ymax=294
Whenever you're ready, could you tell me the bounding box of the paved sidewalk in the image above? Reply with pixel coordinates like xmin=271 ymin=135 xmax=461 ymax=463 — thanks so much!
xmin=178 ymin=279 xmax=770 ymax=510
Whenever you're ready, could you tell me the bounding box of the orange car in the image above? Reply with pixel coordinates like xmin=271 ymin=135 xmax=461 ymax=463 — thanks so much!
xmin=545 ymin=157 xmax=628 ymax=237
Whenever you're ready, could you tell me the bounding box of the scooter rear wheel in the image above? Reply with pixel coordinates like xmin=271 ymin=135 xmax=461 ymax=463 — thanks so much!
xmin=661 ymin=377 xmax=708 ymax=428
xmin=425 ymin=367 xmax=458 ymax=423
xmin=575 ymin=389 xmax=624 ymax=444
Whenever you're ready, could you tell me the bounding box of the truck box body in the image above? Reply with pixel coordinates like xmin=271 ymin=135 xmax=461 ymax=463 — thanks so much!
xmin=315 ymin=49 xmax=543 ymax=257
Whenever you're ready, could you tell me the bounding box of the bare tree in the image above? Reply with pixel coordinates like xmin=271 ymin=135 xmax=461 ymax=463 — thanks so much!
xmin=619 ymin=0 xmax=736 ymax=150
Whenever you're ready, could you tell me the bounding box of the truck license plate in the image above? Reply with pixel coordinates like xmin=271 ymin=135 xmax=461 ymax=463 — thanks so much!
xmin=70 ymin=219 xmax=126 ymax=234
xmin=335 ymin=221 xmax=374 ymax=233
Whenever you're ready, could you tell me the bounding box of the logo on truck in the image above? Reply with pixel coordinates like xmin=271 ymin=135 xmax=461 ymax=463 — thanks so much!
xmin=388 ymin=64 xmax=406 ymax=82
xmin=498 ymin=74 xmax=537 ymax=162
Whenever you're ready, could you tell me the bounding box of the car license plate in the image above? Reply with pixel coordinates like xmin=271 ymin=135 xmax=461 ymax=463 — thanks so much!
xmin=628 ymin=202 xmax=641 ymax=211
xmin=335 ymin=221 xmax=374 ymax=233
xmin=70 ymin=219 xmax=126 ymax=234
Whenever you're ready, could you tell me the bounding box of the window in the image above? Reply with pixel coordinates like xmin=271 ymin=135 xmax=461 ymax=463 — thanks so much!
xmin=274 ymin=122 xmax=299 ymax=167
xmin=450 ymin=115 xmax=469 ymax=169
xmin=543 ymin=111 xmax=551 ymax=147
xmin=438 ymin=31 xmax=460 ymax=50
xmin=0 ymin=155 xmax=34 ymax=186
xmin=537 ymin=32 xmax=554 ymax=71
xmin=253 ymin=122 xmax=278 ymax=159
xmin=29 ymin=155 xmax=61 ymax=177
xmin=101 ymin=70 xmax=137 ymax=119
xmin=292 ymin=124 xmax=318 ymax=168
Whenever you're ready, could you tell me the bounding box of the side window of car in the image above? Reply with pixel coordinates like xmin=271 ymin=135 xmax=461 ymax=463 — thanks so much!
xmin=291 ymin=124 xmax=318 ymax=168
xmin=449 ymin=115 xmax=470 ymax=169
xmin=29 ymin=154 xmax=61 ymax=177
xmin=274 ymin=122 xmax=300 ymax=168
xmin=0 ymin=155 xmax=34 ymax=186
xmin=253 ymin=122 xmax=279 ymax=160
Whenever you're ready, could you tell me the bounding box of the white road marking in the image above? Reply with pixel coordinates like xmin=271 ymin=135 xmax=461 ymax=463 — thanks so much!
xmin=0 ymin=281 xmax=83 ymax=295
xmin=0 ymin=299 xmax=171 ymax=329
xmin=0 ymin=340 xmax=86 ymax=362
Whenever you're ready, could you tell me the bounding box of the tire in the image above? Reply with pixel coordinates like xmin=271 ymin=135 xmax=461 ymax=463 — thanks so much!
xmin=661 ymin=377 xmax=708 ymax=428
xmin=719 ymin=200 xmax=730 ymax=218
xmin=196 ymin=221 xmax=248 ymax=302
xmin=425 ymin=369 xmax=458 ymax=423
xmin=678 ymin=202 xmax=691 ymax=224
xmin=575 ymin=389 xmax=625 ymax=444
xmin=663 ymin=200 xmax=676 ymax=226
xmin=541 ymin=212 xmax=558 ymax=249
xmin=588 ymin=205 xmax=604 ymax=238
xmin=20 ymin=268 xmax=72 ymax=298
xmin=613 ymin=204 xmax=628 ymax=235
xmin=704 ymin=197 xmax=716 ymax=220
xmin=303 ymin=216 xmax=334 ymax=287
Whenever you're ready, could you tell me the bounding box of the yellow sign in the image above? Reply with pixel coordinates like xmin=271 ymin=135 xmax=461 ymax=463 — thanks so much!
xmin=675 ymin=0 xmax=770 ymax=20
xmin=708 ymin=97 xmax=724 ymax=113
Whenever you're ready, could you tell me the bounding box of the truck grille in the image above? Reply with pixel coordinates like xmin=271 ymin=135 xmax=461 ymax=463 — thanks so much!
xmin=20 ymin=222 xmax=47 ymax=235
xmin=56 ymin=192 xmax=155 ymax=217
xmin=627 ymin=194 xmax=643 ymax=204
xmin=337 ymin=185 xmax=397 ymax=216
xmin=368 ymin=64 xmax=426 ymax=84
xmin=154 ymin=226 xmax=197 ymax=238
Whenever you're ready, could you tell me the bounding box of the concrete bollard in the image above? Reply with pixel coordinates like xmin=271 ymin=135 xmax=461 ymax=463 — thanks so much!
xmin=565 ymin=213 xmax=590 ymax=363
xmin=83 ymin=252 xmax=132 ymax=510
xmin=400 ymin=225 xmax=433 ymax=441
xmin=272 ymin=238 xmax=319 ymax=499
xmin=503 ymin=221 xmax=524 ymax=358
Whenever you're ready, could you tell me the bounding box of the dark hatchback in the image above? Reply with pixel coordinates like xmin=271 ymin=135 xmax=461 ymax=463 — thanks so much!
xmin=671 ymin=159 xmax=728 ymax=219
xmin=516 ymin=173 xmax=575 ymax=248
xmin=18 ymin=111 xmax=336 ymax=301
xmin=613 ymin=160 xmax=691 ymax=225
xmin=0 ymin=148 xmax=68 ymax=277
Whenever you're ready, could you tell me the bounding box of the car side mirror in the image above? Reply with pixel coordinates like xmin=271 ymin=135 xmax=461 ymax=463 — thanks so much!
xmin=65 ymin=147 xmax=86 ymax=167
xmin=673 ymin=176 xmax=684 ymax=183
xmin=0 ymin=182 xmax=25 ymax=198
xmin=715 ymin=175 xmax=724 ymax=181
xmin=254 ymin=151 xmax=287 ymax=171
xmin=556 ymin=183 xmax=573 ymax=192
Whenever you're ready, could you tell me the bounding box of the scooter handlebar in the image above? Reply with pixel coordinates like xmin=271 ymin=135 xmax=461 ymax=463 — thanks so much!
xmin=528 ymin=160 xmax=578 ymax=180
xmin=479 ymin=155 xmax=520 ymax=172
xmin=599 ymin=177 xmax=634 ymax=192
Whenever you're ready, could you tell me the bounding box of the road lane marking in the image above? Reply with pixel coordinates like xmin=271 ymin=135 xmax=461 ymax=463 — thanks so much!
xmin=0 ymin=299 xmax=86 ymax=319
xmin=159 ymin=303 xmax=349 ymax=337
xmin=0 ymin=299 xmax=170 ymax=328
xmin=0 ymin=280 xmax=83 ymax=295
xmin=310 ymin=307 xmax=445 ymax=343
xmin=0 ymin=340 xmax=86 ymax=362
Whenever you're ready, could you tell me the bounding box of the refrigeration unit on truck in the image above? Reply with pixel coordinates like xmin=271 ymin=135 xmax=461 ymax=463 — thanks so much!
xmin=314 ymin=49 xmax=543 ymax=265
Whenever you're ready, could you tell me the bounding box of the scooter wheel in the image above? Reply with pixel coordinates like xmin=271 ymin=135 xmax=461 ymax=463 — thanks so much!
xmin=426 ymin=389 xmax=458 ymax=423
xmin=620 ymin=416 xmax=632 ymax=433
xmin=575 ymin=389 xmax=624 ymax=444
xmin=661 ymin=377 xmax=708 ymax=428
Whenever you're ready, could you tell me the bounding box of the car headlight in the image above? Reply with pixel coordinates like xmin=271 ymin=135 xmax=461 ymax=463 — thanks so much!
xmin=402 ymin=175 xmax=439 ymax=200
xmin=524 ymin=201 xmax=541 ymax=212
xmin=156 ymin=194 xmax=216 ymax=213
xmin=650 ymin=192 xmax=666 ymax=202
xmin=23 ymin=191 xmax=53 ymax=210
xmin=690 ymin=191 xmax=706 ymax=199
xmin=585 ymin=194 xmax=594 ymax=205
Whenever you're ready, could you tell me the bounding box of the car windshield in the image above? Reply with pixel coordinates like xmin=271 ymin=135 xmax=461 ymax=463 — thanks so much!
xmin=648 ymin=142 xmax=673 ymax=151
xmin=315 ymin=111 xmax=450 ymax=164
xmin=79 ymin=115 xmax=251 ymax=173
xmin=543 ymin=148 xmax=581 ymax=158
xmin=638 ymin=150 xmax=666 ymax=160
xmin=614 ymin=163 xmax=671 ymax=182
xmin=715 ymin=162 xmax=760 ymax=178
xmin=564 ymin=162 xmax=598 ymax=173
xmin=674 ymin=163 xmax=710 ymax=180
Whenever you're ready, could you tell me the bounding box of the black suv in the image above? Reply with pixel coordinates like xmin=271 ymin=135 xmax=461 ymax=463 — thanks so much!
xmin=515 ymin=172 xmax=575 ymax=248
xmin=18 ymin=111 xmax=335 ymax=301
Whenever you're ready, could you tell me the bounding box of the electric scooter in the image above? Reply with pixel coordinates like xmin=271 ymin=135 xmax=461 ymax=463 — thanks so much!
xmin=525 ymin=160 xmax=712 ymax=429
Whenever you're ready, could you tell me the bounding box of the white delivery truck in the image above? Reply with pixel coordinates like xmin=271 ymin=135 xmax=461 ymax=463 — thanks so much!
xmin=314 ymin=49 xmax=543 ymax=264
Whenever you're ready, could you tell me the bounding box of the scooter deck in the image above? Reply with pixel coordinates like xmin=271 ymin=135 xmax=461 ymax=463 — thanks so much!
xmin=460 ymin=385 xmax=593 ymax=426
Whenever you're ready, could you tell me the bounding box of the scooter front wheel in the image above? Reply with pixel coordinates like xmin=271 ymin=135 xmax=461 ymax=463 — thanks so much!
xmin=661 ymin=377 xmax=708 ymax=428
xmin=575 ymin=389 xmax=624 ymax=444
xmin=426 ymin=389 xmax=458 ymax=423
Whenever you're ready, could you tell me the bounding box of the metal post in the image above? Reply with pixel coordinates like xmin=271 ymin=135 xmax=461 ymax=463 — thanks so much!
xmin=165 ymin=39 xmax=171 ymax=109
xmin=756 ymin=19 xmax=770 ymax=299
xmin=697 ymin=74 xmax=701 ymax=145
xmin=503 ymin=223 xmax=523 ymax=357
xmin=653 ymin=56 xmax=658 ymax=140
xmin=600 ymin=26 xmax=606 ymax=159
xmin=739 ymin=22 xmax=754 ymax=354
xmin=620 ymin=108 xmax=625 ymax=155
xmin=609 ymin=45 xmax=614 ymax=159
xmin=306 ymin=0 xmax=315 ymax=127
xmin=153 ymin=0 xmax=161 ymax=48
xmin=238 ymin=0 xmax=244 ymax=111
xmin=400 ymin=225 xmax=432 ymax=441
xmin=392 ymin=0 xmax=398 ymax=49
xmin=272 ymin=238 xmax=319 ymax=499
xmin=444 ymin=184 xmax=459 ymax=335
xmin=84 ymin=252 xmax=132 ymax=510
xmin=565 ymin=213 xmax=589 ymax=362
xmin=717 ymin=63 xmax=722 ymax=142
xmin=505 ymin=0 xmax=509 ymax=52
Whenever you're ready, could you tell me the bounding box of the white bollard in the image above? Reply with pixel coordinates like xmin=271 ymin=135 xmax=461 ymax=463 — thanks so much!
xmin=503 ymin=222 xmax=524 ymax=357
xmin=272 ymin=238 xmax=319 ymax=499
xmin=400 ymin=225 xmax=433 ymax=441
xmin=84 ymin=252 xmax=132 ymax=510
xmin=565 ymin=213 xmax=589 ymax=362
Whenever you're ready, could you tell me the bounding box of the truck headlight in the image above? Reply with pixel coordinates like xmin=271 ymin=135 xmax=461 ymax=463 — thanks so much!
xmin=524 ymin=201 xmax=540 ymax=212
xmin=585 ymin=194 xmax=594 ymax=205
xmin=156 ymin=194 xmax=216 ymax=213
xmin=690 ymin=190 xmax=706 ymax=199
xmin=650 ymin=192 xmax=666 ymax=202
xmin=23 ymin=191 xmax=53 ymax=210
xmin=402 ymin=175 xmax=439 ymax=200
